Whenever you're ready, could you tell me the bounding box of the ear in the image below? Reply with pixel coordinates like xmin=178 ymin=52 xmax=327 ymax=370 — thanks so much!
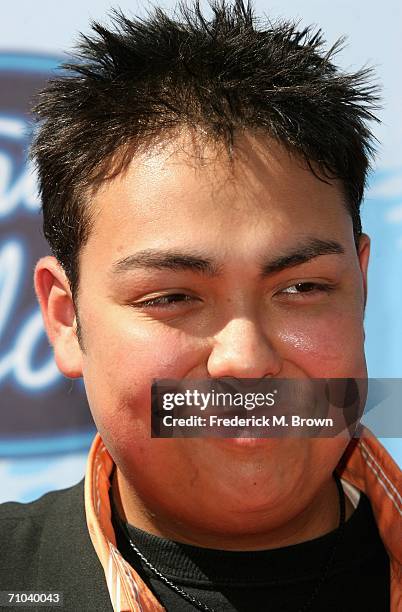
xmin=34 ymin=256 xmax=83 ymax=378
xmin=357 ymin=233 xmax=370 ymax=310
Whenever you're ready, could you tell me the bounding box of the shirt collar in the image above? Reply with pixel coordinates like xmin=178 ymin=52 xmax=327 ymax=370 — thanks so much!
xmin=84 ymin=433 xmax=164 ymax=612
xmin=84 ymin=430 xmax=401 ymax=612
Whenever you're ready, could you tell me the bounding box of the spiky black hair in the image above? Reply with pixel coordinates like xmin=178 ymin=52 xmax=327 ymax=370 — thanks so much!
xmin=31 ymin=0 xmax=380 ymax=300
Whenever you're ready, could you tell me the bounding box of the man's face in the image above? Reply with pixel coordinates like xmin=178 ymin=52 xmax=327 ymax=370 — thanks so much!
xmin=40 ymin=132 xmax=370 ymax=538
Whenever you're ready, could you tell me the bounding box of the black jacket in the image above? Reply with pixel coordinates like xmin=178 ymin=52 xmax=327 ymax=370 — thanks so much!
xmin=0 ymin=479 xmax=113 ymax=612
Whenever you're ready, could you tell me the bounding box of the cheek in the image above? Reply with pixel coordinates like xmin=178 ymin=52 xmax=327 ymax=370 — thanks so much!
xmin=277 ymin=308 xmax=366 ymax=376
xmin=81 ymin=318 xmax=204 ymax=439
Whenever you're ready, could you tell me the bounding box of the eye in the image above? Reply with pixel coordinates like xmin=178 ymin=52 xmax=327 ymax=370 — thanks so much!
xmin=134 ymin=293 xmax=195 ymax=308
xmin=279 ymin=282 xmax=336 ymax=296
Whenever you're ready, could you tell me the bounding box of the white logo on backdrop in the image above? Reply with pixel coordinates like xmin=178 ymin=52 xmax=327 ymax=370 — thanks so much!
xmin=0 ymin=115 xmax=60 ymax=390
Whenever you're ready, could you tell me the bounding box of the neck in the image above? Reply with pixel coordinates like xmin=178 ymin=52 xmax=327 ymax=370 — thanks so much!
xmin=110 ymin=468 xmax=354 ymax=551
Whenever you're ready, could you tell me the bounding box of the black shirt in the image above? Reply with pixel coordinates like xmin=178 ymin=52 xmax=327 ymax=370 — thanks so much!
xmin=110 ymin=489 xmax=390 ymax=612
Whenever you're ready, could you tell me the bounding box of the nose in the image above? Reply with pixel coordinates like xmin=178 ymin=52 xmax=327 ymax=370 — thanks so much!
xmin=207 ymin=317 xmax=282 ymax=379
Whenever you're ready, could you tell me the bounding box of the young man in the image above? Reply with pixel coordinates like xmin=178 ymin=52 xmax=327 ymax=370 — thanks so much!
xmin=0 ymin=1 xmax=400 ymax=610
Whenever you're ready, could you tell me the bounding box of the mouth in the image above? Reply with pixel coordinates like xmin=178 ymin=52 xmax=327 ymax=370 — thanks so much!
xmin=203 ymin=436 xmax=288 ymax=456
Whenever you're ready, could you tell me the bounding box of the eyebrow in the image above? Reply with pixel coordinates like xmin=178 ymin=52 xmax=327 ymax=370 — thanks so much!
xmin=260 ymin=238 xmax=345 ymax=275
xmin=110 ymin=238 xmax=345 ymax=278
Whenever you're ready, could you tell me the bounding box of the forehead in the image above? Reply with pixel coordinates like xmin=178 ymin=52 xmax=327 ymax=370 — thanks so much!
xmin=84 ymin=131 xmax=354 ymax=262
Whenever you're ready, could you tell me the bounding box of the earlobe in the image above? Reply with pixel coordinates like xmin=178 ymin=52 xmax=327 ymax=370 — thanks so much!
xmin=357 ymin=233 xmax=370 ymax=310
xmin=34 ymin=256 xmax=83 ymax=378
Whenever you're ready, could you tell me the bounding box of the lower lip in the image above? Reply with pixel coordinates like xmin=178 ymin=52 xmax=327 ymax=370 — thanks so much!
xmin=207 ymin=437 xmax=275 ymax=450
